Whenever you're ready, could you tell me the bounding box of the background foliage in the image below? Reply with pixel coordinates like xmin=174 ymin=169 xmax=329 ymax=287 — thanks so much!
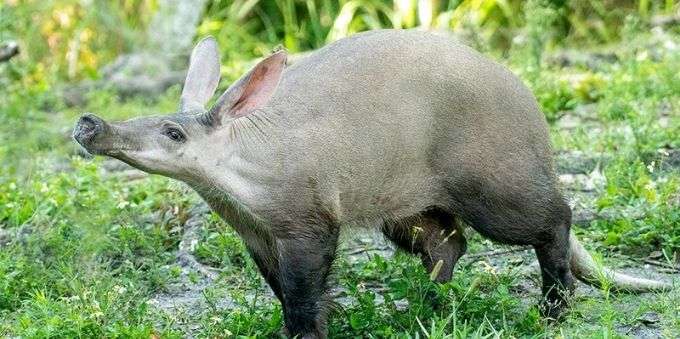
xmin=1 ymin=0 xmax=679 ymax=337
xmin=2 ymin=0 xmax=678 ymax=79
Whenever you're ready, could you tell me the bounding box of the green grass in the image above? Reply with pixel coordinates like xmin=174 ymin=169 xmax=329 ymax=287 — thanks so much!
xmin=2 ymin=1 xmax=680 ymax=337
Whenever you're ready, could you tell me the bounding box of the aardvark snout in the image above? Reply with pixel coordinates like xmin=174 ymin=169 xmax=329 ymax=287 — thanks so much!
xmin=73 ymin=113 xmax=105 ymax=145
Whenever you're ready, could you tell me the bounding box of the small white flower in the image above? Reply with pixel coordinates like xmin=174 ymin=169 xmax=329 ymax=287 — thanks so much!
xmin=636 ymin=50 xmax=649 ymax=61
xmin=145 ymin=299 xmax=159 ymax=306
xmin=62 ymin=295 xmax=81 ymax=302
xmin=645 ymin=181 xmax=656 ymax=191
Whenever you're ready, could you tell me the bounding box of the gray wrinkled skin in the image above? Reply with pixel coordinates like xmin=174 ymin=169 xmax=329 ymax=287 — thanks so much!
xmin=260 ymin=29 xmax=556 ymax=231
xmin=73 ymin=30 xmax=670 ymax=339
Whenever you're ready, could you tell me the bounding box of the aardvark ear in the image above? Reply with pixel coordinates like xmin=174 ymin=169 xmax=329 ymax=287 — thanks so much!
xmin=209 ymin=50 xmax=287 ymax=123
xmin=179 ymin=36 xmax=221 ymax=112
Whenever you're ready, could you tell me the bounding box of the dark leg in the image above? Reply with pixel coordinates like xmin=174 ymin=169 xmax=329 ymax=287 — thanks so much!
xmin=276 ymin=228 xmax=339 ymax=339
xmin=534 ymin=219 xmax=575 ymax=319
xmin=446 ymin=173 xmax=576 ymax=319
xmin=382 ymin=209 xmax=467 ymax=282
xmin=461 ymin=193 xmax=575 ymax=318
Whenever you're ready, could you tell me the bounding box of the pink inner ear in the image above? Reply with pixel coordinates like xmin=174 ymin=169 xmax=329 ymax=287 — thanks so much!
xmin=229 ymin=54 xmax=285 ymax=117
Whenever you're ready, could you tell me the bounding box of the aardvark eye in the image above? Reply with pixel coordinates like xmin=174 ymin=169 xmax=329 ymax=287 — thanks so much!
xmin=164 ymin=128 xmax=185 ymax=142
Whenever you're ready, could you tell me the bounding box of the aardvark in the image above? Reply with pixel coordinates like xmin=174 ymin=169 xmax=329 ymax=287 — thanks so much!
xmin=73 ymin=29 xmax=671 ymax=338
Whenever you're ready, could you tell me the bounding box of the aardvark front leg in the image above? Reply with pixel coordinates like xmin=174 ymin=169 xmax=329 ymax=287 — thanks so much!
xmin=275 ymin=226 xmax=339 ymax=339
